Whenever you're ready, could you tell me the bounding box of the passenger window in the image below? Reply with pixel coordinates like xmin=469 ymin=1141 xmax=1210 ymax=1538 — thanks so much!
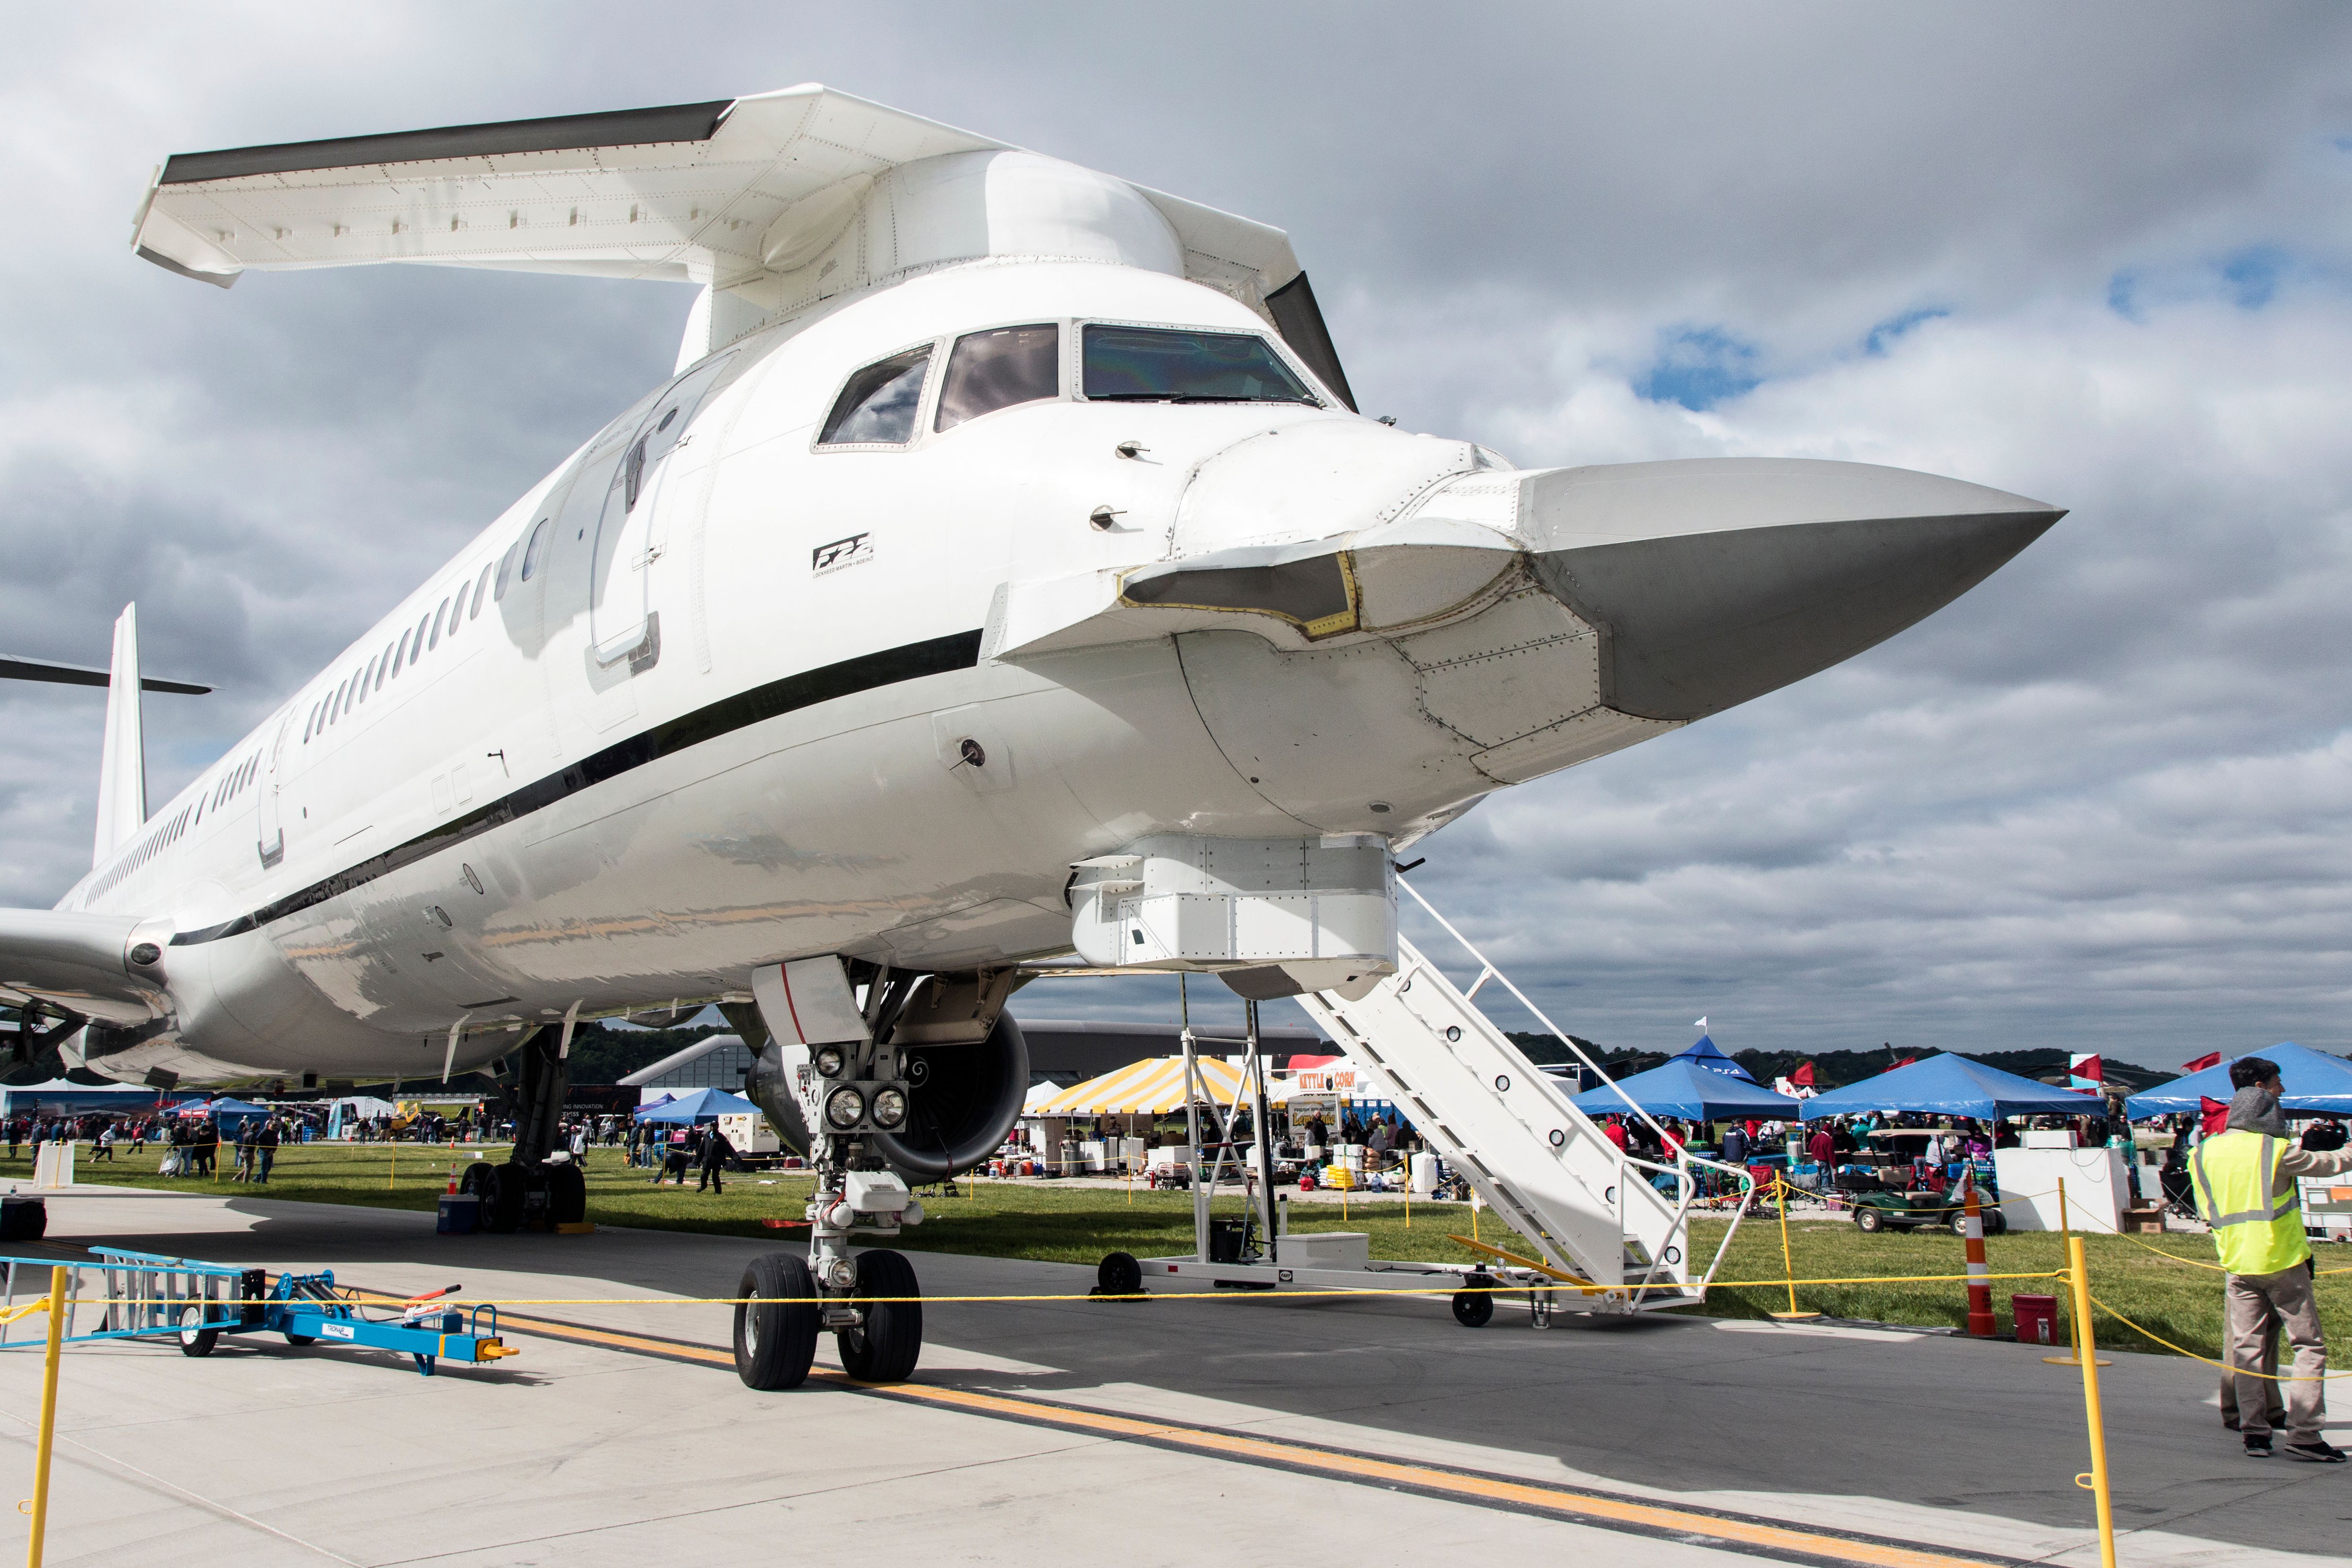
xmin=936 ymin=324 xmax=1059 ymax=432
xmin=376 ymin=643 xmax=393 ymax=690
xmin=521 ymin=518 xmax=552 ymax=581
xmin=428 ymin=600 xmax=449 ymax=651
xmin=414 ymin=611 xmax=431 ymax=656
xmin=393 ymin=628 xmax=412 ymax=677
xmin=818 ymin=345 xmax=932 ymax=446
xmin=472 ymin=563 xmax=495 ymax=617
xmin=496 ymin=541 xmax=519 ymax=600
xmin=448 ymin=583 xmax=469 ymax=637
xmin=361 ymin=656 xmax=378 ymax=701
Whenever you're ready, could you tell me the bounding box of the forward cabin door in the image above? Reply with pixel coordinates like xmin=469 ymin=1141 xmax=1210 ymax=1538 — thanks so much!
xmin=255 ymin=710 xmax=295 ymax=867
xmin=587 ymin=353 xmax=734 ymax=669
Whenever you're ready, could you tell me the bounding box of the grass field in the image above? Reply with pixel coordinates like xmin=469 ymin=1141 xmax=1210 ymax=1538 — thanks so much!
xmin=21 ymin=1140 xmax=2349 ymax=1361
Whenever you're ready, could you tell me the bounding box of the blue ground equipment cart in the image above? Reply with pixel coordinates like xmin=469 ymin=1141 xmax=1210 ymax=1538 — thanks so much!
xmin=1 ymin=1247 xmax=517 ymax=1376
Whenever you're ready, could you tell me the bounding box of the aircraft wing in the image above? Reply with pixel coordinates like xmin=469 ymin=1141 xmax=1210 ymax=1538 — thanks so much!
xmin=0 ymin=909 xmax=172 ymax=1028
xmin=130 ymin=83 xmax=1306 ymax=308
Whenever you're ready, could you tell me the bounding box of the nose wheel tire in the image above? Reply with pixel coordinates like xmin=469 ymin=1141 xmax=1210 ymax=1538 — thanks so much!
xmin=837 ymin=1248 xmax=923 ymax=1383
xmin=734 ymin=1252 xmax=820 ymax=1390
xmin=177 ymin=1304 xmax=220 ymax=1357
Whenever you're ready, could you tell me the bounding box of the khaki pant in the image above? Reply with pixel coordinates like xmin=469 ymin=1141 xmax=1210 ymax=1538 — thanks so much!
xmin=2226 ymin=1263 xmax=2327 ymax=1444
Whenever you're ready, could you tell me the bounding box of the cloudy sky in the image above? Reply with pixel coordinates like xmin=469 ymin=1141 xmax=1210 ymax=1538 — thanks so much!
xmin=3 ymin=4 xmax=2348 ymax=1068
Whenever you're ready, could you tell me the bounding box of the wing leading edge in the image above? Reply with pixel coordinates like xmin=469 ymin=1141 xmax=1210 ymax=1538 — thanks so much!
xmin=131 ymin=84 xmax=1355 ymax=403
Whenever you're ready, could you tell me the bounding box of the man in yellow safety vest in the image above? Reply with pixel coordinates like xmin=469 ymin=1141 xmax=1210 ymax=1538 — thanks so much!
xmin=2193 ymin=1056 xmax=2352 ymax=1460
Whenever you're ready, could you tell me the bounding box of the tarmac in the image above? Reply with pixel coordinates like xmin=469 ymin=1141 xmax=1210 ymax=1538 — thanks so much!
xmin=0 ymin=1183 xmax=2344 ymax=1567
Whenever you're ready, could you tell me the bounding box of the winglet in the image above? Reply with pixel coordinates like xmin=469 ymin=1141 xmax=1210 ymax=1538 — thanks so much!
xmin=93 ymin=606 xmax=146 ymax=868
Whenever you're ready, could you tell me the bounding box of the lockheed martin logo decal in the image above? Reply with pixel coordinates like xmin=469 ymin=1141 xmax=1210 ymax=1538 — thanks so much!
xmin=812 ymin=533 xmax=873 ymax=575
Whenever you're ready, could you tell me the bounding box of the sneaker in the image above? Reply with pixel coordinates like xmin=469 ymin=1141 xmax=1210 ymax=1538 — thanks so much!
xmin=2283 ymin=1440 xmax=2348 ymax=1464
xmin=2246 ymin=1435 xmax=2274 ymax=1457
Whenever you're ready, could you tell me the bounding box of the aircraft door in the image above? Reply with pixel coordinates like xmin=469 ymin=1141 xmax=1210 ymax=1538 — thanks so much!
xmin=588 ymin=353 xmax=734 ymax=669
xmin=255 ymin=709 xmax=295 ymax=868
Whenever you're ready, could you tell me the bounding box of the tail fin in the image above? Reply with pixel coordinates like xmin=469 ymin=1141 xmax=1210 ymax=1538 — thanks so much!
xmin=94 ymin=605 xmax=146 ymax=867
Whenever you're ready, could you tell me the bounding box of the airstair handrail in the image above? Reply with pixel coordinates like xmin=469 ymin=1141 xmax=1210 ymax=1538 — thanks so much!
xmin=1394 ymin=876 xmax=1758 ymax=1298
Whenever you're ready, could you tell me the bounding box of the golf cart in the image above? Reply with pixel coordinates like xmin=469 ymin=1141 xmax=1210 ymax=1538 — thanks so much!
xmin=1847 ymin=1130 xmax=2006 ymax=1235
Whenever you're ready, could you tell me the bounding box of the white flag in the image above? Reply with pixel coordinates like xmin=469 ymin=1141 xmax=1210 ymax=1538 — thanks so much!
xmin=1693 ymin=1017 xmax=1708 ymax=1030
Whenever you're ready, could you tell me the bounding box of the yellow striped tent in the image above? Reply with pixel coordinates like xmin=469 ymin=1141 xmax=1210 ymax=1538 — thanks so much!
xmin=1029 ymin=1055 xmax=1248 ymax=1116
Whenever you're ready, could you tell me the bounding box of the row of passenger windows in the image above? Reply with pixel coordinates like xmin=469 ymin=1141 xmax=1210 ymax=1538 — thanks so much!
xmin=210 ymin=751 xmax=259 ymax=812
xmin=816 ymin=323 xmax=1319 ymax=448
xmin=86 ymin=798 xmax=197 ymax=904
xmin=303 ymin=535 xmax=531 ymax=746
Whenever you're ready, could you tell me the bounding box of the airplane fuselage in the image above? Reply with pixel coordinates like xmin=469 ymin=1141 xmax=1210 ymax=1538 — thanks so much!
xmin=66 ymin=263 xmax=1487 ymax=1080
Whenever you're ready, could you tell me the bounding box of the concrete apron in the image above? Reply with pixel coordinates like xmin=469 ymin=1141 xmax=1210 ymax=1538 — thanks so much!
xmin=0 ymin=1187 xmax=2330 ymax=1568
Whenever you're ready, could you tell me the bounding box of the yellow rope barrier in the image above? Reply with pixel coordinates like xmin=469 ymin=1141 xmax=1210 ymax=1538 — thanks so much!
xmin=2087 ymin=1291 xmax=2352 ymax=1382
xmin=9 ymin=1269 xmax=2071 ymax=1314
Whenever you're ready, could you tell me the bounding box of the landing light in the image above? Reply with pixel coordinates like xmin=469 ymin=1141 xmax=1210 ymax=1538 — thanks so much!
xmin=871 ymin=1086 xmax=908 ymax=1129
xmin=824 ymin=1086 xmax=866 ymax=1130
xmin=814 ymin=1045 xmax=845 ymax=1078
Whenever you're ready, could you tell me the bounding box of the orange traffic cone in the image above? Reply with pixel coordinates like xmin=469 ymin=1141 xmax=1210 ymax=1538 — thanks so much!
xmin=1961 ymin=1170 xmax=1998 ymax=1337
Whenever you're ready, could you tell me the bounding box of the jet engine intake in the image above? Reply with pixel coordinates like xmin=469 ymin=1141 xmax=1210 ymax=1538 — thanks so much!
xmin=867 ymin=1011 xmax=1030 ymax=1180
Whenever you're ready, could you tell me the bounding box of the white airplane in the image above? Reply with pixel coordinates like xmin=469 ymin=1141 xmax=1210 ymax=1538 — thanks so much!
xmin=3 ymin=86 xmax=2057 ymax=1385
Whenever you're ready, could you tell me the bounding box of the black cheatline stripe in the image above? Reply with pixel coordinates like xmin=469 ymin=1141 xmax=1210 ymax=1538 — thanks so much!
xmin=171 ymin=629 xmax=983 ymax=948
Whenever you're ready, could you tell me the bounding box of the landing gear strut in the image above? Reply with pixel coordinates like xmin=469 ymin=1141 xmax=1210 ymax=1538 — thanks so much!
xmin=727 ymin=964 xmax=949 ymax=1390
xmin=459 ymin=1025 xmax=587 ymax=1233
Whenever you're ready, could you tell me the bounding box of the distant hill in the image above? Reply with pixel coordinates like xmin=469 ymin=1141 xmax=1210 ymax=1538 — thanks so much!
xmin=564 ymin=1021 xmax=730 ymax=1086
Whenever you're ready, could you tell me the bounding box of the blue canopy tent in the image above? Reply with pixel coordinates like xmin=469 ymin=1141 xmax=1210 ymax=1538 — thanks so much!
xmin=1574 ymin=1059 xmax=1801 ymax=1122
xmin=1669 ymin=1035 xmax=1755 ymax=1082
xmin=2124 ymin=1043 xmax=2352 ymax=1118
xmin=1799 ymin=1054 xmax=2102 ymax=1121
xmin=634 ymin=1087 xmax=761 ymax=1123
xmin=176 ymin=1096 xmax=271 ymax=1132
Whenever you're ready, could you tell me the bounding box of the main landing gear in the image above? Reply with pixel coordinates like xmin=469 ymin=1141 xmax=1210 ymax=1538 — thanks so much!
xmin=458 ymin=1024 xmax=588 ymax=1233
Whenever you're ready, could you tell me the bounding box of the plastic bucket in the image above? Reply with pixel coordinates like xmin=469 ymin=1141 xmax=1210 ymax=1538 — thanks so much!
xmin=2012 ymin=1293 xmax=2058 ymax=1345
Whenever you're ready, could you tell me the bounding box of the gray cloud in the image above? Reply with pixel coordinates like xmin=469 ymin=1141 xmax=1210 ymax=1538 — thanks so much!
xmin=3 ymin=4 xmax=2348 ymax=1071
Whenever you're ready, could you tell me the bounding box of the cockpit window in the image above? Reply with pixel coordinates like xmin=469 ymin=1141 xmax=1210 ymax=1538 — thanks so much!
xmin=1082 ymin=326 xmax=1316 ymax=405
xmin=935 ymin=324 xmax=1059 ymax=432
xmin=819 ymin=345 xmax=933 ymax=446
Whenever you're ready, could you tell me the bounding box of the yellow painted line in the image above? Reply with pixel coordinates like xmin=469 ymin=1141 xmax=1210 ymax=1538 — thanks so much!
xmin=490 ymin=1307 xmax=2023 ymax=1568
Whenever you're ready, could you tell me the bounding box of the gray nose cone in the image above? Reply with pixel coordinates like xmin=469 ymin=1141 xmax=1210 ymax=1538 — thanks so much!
xmin=1521 ymin=458 xmax=2062 ymax=722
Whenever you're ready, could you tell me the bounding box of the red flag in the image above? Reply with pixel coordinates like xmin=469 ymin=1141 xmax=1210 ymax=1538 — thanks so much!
xmin=2069 ymin=1053 xmax=2103 ymax=1083
xmin=1894 ymin=1056 xmax=1917 ymax=1068
xmin=2182 ymin=1051 xmax=2221 ymax=1072
xmin=1790 ymin=1061 xmax=1815 ymax=1087
xmin=2200 ymin=1095 xmax=2230 ymax=1136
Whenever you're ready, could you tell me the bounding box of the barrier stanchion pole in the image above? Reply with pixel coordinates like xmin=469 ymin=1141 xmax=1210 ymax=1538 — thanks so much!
xmin=2044 ymin=1176 xmax=2108 ymax=1366
xmin=1771 ymin=1177 xmax=1819 ymax=1320
xmin=2066 ymin=1235 xmax=2118 ymax=1568
xmin=26 ymin=1265 xmax=66 ymax=1568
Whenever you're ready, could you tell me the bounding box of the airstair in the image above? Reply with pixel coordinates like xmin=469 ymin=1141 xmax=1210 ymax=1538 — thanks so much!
xmin=1105 ymin=880 xmax=1754 ymax=1320
xmin=1294 ymin=881 xmax=1752 ymax=1311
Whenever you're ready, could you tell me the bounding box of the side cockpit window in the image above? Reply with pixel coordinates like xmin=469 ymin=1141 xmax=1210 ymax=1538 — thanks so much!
xmin=935 ymin=324 xmax=1059 ymax=432
xmin=818 ymin=345 xmax=932 ymax=446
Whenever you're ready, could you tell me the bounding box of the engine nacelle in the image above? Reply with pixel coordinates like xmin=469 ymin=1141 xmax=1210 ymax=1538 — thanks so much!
xmin=744 ymin=1009 xmax=1028 ymax=1181
xmin=869 ymin=1011 xmax=1030 ymax=1180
